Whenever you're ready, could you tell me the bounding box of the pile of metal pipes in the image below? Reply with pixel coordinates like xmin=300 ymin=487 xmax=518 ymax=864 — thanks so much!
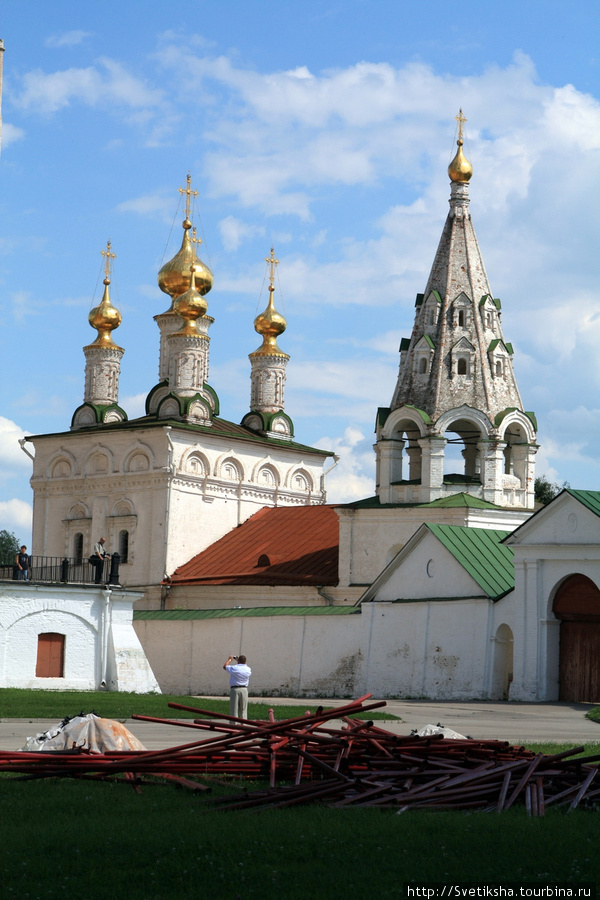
xmin=1 ymin=695 xmax=598 ymax=814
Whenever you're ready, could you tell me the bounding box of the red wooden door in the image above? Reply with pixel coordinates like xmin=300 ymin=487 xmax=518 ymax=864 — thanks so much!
xmin=35 ymin=633 xmax=65 ymax=677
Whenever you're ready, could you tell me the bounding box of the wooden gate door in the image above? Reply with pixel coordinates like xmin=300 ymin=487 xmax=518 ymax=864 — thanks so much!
xmin=553 ymin=575 xmax=600 ymax=702
xmin=35 ymin=633 xmax=65 ymax=678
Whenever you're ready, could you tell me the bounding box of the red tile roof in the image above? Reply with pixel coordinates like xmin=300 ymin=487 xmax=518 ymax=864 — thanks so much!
xmin=169 ymin=505 xmax=339 ymax=586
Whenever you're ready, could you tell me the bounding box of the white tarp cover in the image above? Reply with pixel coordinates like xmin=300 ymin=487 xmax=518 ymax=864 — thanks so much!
xmin=21 ymin=713 xmax=147 ymax=752
xmin=415 ymin=724 xmax=468 ymax=739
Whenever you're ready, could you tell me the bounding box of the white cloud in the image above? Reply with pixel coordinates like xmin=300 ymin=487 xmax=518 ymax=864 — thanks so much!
xmin=219 ymin=216 xmax=265 ymax=252
xmin=45 ymin=31 xmax=92 ymax=49
xmin=0 ymin=417 xmax=30 ymax=468
xmin=315 ymin=427 xmax=375 ymax=503
xmin=15 ymin=58 xmax=163 ymax=114
xmin=0 ymin=499 xmax=32 ymax=538
xmin=116 ymin=190 xmax=176 ymax=224
xmin=1 ymin=123 xmax=25 ymax=147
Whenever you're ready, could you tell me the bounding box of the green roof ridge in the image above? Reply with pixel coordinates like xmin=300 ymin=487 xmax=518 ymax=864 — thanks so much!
xmin=134 ymin=606 xmax=360 ymax=620
xmin=566 ymin=489 xmax=600 ymax=518
xmin=418 ymin=492 xmax=501 ymax=509
xmin=425 ymin=523 xmax=514 ymax=599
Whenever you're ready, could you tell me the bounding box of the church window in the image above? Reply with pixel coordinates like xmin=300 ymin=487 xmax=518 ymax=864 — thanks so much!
xmin=457 ymin=358 xmax=468 ymax=375
xmin=257 ymin=554 xmax=270 ymax=567
xmin=418 ymin=357 xmax=428 ymax=374
xmin=119 ymin=530 xmax=129 ymax=564
xmin=73 ymin=533 xmax=83 ymax=564
xmin=496 ymin=360 xmax=503 ymax=377
xmin=36 ymin=633 xmax=65 ymax=678
xmin=458 ymin=310 xmax=465 ymax=327
xmin=428 ymin=309 xmax=437 ymax=326
xmin=485 ymin=311 xmax=493 ymax=329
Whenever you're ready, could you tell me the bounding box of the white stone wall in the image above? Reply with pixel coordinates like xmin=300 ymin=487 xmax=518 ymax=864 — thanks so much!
xmin=336 ymin=504 xmax=529 ymax=589
xmin=506 ymin=494 xmax=600 ymax=702
xmin=134 ymin=600 xmax=494 ymax=700
xmin=28 ymin=423 xmax=329 ymax=592
xmin=0 ymin=582 xmax=159 ymax=692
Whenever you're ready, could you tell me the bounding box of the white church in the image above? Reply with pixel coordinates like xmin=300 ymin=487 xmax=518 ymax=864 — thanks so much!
xmin=4 ymin=118 xmax=600 ymax=703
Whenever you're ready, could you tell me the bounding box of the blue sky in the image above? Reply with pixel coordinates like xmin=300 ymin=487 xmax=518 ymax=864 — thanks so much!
xmin=1 ymin=0 xmax=600 ymax=541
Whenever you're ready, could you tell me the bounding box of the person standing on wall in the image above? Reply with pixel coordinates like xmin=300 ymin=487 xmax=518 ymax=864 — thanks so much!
xmin=223 ymin=653 xmax=252 ymax=719
xmin=90 ymin=537 xmax=108 ymax=584
xmin=15 ymin=545 xmax=30 ymax=581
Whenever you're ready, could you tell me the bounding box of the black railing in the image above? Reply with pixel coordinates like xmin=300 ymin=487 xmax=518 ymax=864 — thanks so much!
xmin=0 ymin=553 xmax=121 ymax=586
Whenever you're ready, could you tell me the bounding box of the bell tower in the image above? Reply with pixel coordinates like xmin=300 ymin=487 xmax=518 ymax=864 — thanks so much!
xmin=376 ymin=112 xmax=537 ymax=509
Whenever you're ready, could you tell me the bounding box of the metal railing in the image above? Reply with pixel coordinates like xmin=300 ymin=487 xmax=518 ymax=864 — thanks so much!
xmin=0 ymin=553 xmax=121 ymax=585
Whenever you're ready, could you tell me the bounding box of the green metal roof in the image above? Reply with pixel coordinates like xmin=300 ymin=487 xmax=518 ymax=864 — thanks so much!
xmin=27 ymin=415 xmax=332 ymax=458
xmin=418 ymin=493 xmax=501 ymax=510
xmin=425 ymin=524 xmax=514 ymax=600
xmin=134 ymin=606 xmax=361 ymax=621
xmin=566 ymin=490 xmax=600 ymax=518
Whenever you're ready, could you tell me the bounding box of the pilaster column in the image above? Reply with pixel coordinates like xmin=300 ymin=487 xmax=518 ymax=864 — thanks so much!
xmin=418 ymin=436 xmax=446 ymax=494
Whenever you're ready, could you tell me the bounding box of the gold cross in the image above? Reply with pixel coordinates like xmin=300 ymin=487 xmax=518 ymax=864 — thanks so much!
xmin=455 ymin=109 xmax=467 ymax=142
xmin=265 ymin=247 xmax=279 ymax=289
xmin=191 ymin=225 xmax=202 ymax=249
xmin=101 ymin=241 xmax=116 ymax=281
xmin=178 ymin=173 xmax=199 ymax=221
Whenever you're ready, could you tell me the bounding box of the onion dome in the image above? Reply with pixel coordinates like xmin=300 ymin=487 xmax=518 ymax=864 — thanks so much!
xmin=157 ymin=175 xmax=213 ymax=304
xmin=251 ymin=249 xmax=288 ymax=357
xmin=448 ymin=109 xmax=473 ymax=183
xmin=173 ymin=265 xmax=208 ymax=334
xmin=88 ymin=243 xmax=122 ymax=347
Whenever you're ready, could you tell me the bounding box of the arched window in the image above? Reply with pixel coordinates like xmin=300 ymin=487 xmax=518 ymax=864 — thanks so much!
xmin=457 ymin=358 xmax=468 ymax=375
xmin=73 ymin=533 xmax=83 ymax=564
xmin=458 ymin=310 xmax=465 ymax=327
xmin=119 ymin=530 xmax=129 ymax=564
xmin=496 ymin=360 xmax=503 ymax=376
xmin=418 ymin=357 xmax=427 ymax=374
xmin=36 ymin=633 xmax=65 ymax=678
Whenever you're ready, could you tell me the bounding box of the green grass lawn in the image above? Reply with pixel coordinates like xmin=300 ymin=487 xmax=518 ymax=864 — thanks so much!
xmin=1 ymin=691 xmax=598 ymax=899
xmin=0 ymin=688 xmax=396 ymax=722
xmin=0 ymin=770 xmax=599 ymax=899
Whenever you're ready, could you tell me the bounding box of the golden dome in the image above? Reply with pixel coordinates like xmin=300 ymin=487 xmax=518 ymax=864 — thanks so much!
xmin=158 ymin=176 xmax=213 ymax=304
xmin=251 ymin=249 xmax=288 ymax=358
xmin=158 ymin=218 xmax=214 ymax=302
xmin=173 ymin=265 xmax=208 ymax=335
xmin=448 ymin=110 xmax=472 ymax=183
xmin=448 ymin=138 xmax=473 ymax=183
xmin=88 ymin=278 xmax=122 ymax=347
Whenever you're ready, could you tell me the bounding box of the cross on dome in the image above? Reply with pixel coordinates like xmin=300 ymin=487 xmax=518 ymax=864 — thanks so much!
xmin=266 ymin=247 xmax=279 ymax=291
xmin=101 ymin=240 xmax=116 ymax=283
xmin=179 ymin=173 xmax=199 ymax=225
xmin=455 ymin=108 xmax=467 ymax=142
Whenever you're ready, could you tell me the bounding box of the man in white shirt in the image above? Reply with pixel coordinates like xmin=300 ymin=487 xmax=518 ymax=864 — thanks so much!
xmin=223 ymin=654 xmax=252 ymax=719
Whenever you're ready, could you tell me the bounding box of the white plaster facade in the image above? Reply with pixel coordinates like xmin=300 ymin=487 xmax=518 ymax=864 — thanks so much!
xmin=505 ymin=491 xmax=600 ymax=702
xmin=0 ymin=582 xmax=159 ymax=692
xmin=26 ymin=423 xmax=329 ymax=601
xmin=336 ymin=500 xmax=529 ymax=589
xmin=134 ymin=492 xmax=600 ymax=701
